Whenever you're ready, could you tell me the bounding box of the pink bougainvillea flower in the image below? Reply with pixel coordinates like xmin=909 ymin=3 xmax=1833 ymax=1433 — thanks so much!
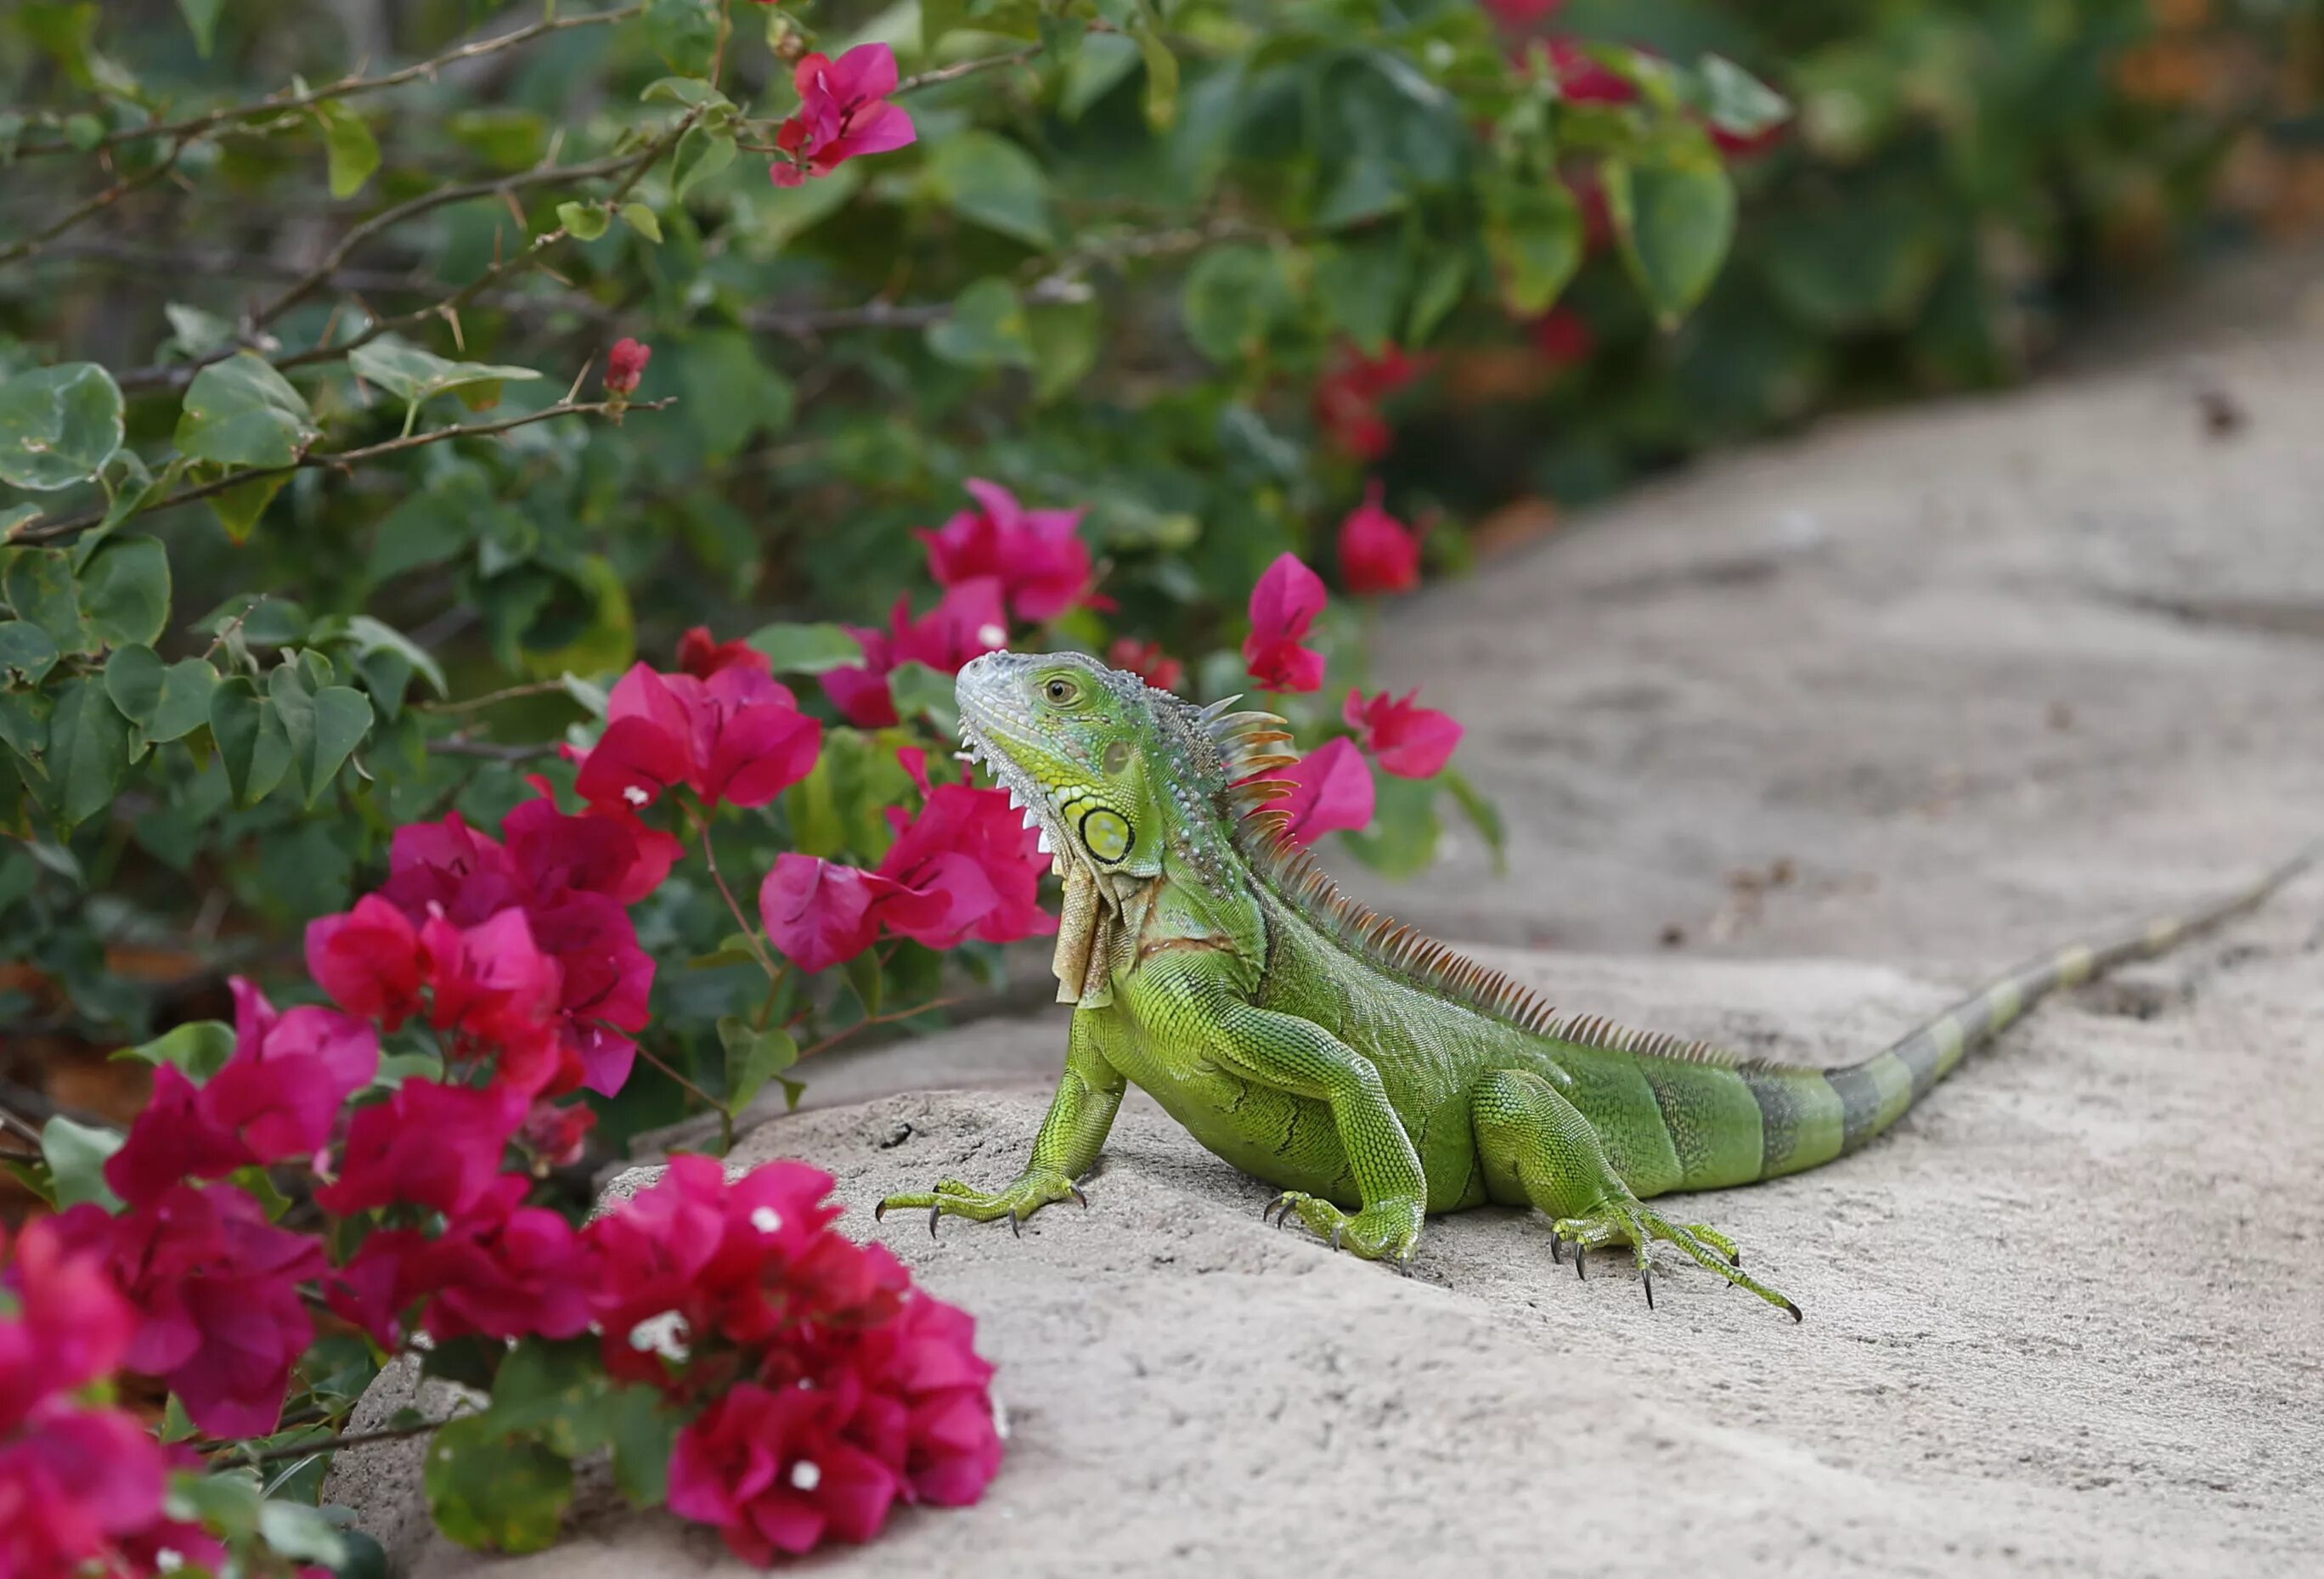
xmin=876 ymin=1294 xmax=1005 ymax=1506
xmin=1243 ymin=553 xmax=1329 ymax=693
xmin=378 ymin=809 xmax=522 ymax=924
xmin=1343 ymin=688 xmax=1465 ymax=780
xmin=501 ymin=784 xmax=683 ymax=906
xmin=605 ymin=336 xmax=652 ymax=396
xmin=524 ymin=890 xmax=654 ymax=1086
xmin=1312 ymin=343 xmax=1430 ymax=461
xmin=415 ymin=908 xmax=566 ymax=1086
xmin=1275 ymin=736 xmax=1375 ymax=845
xmin=677 ymin=625 xmax=774 ymax=681
xmin=669 ymin=1380 xmax=903 ymax=1560
xmin=1336 ymin=481 xmax=1421 ymax=597
xmin=197 ymin=991 xmax=381 ymax=1165
xmin=304 ymin=894 xmax=425 ymax=1027
xmin=916 ymin=480 xmax=1095 ymax=623
xmin=1106 ymin=637 xmax=1185 ymax=692
xmin=821 ymin=579 xmax=1012 ymax=729
xmin=759 ymin=854 xmax=890 ymax=974
xmin=770 ymin=43 xmax=917 ymax=189
xmin=314 ymin=1078 xmax=526 ymax=1218
xmin=54 ymin=1184 xmax=325 ymax=1439
xmin=0 ymin=1404 xmax=170 ymax=1579
xmin=412 ymin=1200 xmax=598 ymax=1345
xmin=102 ymin=1064 xmax=251 ymax=1209
xmin=520 ymin=1098 xmax=598 ymax=1170
xmin=875 ymin=784 xmax=1055 ymax=948
xmin=576 ymin=663 xmax=821 ymax=812
xmin=1530 ymin=304 xmax=1595 ymax=369
xmin=0 ymin=1218 xmax=137 ymax=1430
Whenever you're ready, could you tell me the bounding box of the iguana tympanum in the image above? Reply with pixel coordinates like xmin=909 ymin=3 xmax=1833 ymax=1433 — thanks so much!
xmin=877 ymin=651 xmax=2314 ymax=1318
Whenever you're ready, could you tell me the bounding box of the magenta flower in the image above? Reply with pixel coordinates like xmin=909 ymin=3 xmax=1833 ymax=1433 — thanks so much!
xmin=1243 ymin=552 xmax=1329 ymax=693
xmin=677 ymin=625 xmax=774 ymax=680
xmin=1335 ymin=481 xmax=1421 ymax=597
xmin=304 ymin=894 xmax=425 ymax=1028
xmin=760 ymin=854 xmax=889 ymax=973
xmin=576 ymin=663 xmax=821 ymax=813
xmin=821 ymin=579 xmax=1012 ymax=729
xmin=411 ymin=1201 xmax=598 ymax=1345
xmin=314 ymin=1078 xmax=526 ymax=1218
xmin=917 ymin=480 xmax=1094 ymax=623
xmin=1343 ymin=688 xmax=1464 ymax=779
xmin=102 ymin=1064 xmax=251 ymax=1209
xmin=0 ymin=1405 xmax=170 ymax=1579
xmin=604 ymin=336 xmax=652 ymax=396
xmin=198 ymin=997 xmax=380 ymax=1166
xmin=1275 ymin=736 xmax=1375 ymax=845
xmin=874 ymin=784 xmax=1056 ymax=948
xmin=770 ymin=43 xmax=917 ymax=189
xmin=54 ymin=1184 xmax=325 ymax=1439
xmin=670 ymin=1381 xmax=903 ymax=1559
xmin=0 ymin=1218 xmax=138 ymax=1432
xmin=502 ymin=784 xmax=683 ymax=906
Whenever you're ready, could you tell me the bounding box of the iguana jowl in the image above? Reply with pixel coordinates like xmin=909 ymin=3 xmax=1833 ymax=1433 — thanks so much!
xmin=877 ymin=651 xmax=2314 ymax=1318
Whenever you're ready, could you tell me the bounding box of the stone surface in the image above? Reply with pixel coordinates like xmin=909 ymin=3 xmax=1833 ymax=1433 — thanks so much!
xmin=333 ymin=292 xmax=2324 ymax=1576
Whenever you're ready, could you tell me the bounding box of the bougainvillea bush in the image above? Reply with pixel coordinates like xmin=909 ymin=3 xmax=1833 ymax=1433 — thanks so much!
xmin=0 ymin=0 xmax=1789 ymax=1568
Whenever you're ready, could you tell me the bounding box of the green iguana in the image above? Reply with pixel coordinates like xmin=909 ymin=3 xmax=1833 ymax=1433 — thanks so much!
xmin=877 ymin=651 xmax=2315 ymax=1318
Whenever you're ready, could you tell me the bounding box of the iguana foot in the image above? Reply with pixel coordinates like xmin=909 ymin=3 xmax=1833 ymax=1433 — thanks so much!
xmin=876 ymin=1170 xmax=1089 ymax=1238
xmin=1264 ymin=1192 xmax=1422 ymax=1270
xmin=1549 ymin=1200 xmax=1798 ymax=1320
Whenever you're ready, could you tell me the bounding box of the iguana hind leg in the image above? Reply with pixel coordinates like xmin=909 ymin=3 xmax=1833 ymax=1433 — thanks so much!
xmin=1471 ymin=1069 xmax=1801 ymax=1320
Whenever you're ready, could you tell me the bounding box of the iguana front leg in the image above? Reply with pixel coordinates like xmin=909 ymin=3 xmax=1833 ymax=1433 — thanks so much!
xmin=1153 ymin=967 xmax=1429 ymax=1266
xmin=877 ymin=1010 xmax=1125 ymax=1235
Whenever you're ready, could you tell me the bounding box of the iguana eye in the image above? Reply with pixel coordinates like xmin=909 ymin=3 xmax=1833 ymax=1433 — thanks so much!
xmin=1042 ymin=676 xmax=1080 ymax=706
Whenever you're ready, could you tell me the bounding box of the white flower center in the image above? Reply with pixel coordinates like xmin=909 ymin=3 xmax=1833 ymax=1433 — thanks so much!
xmin=750 ymin=1206 xmax=782 ymax=1233
xmin=976 ymin=623 xmax=1007 ymax=648
xmin=622 ymin=785 xmax=650 ymax=808
xmin=627 ymin=1312 xmax=691 ymax=1360
xmin=991 ymin=1390 xmax=1010 ymax=1440
xmin=789 ymin=1459 xmax=822 ymax=1492
xmin=155 ymin=1553 xmax=184 ymax=1573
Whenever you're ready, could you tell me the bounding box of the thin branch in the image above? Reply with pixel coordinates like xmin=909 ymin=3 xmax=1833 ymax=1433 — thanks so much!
xmin=797 ymin=995 xmax=973 ymax=1063
xmin=13 ymin=5 xmax=647 ymax=160
xmin=426 ymin=737 xmax=562 ymax=762
xmin=697 ymin=820 xmax=784 ymax=983
xmin=237 ymin=1409 xmax=468 ymax=1466
xmin=417 ymin=679 xmax=573 ymax=715
xmin=634 ymin=1040 xmax=724 ymax=1113
xmin=0 ymin=140 xmax=189 ymax=267
xmin=14 ymin=396 xmax=674 ymax=545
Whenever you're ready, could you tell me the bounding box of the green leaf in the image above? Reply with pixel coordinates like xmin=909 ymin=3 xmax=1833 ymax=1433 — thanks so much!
xmin=643 ymin=0 xmax=719 ymax=76
xmin=0 ymin=363 xmax=123 ymax=491
xmin=674 ymin=333 xmax=793 ymax=460
xmin=268 ymin=665 xmax=371 ymax=807
xmin=640 ymin=76 xmax=728 ymax=108
xmin=341 ymin=614 xmax=448 ymax=699
xmin=886 ymin=660 xmax=962 ymax=736
xmin=0 ymin=691 xmax=48 ymax=778
xmin=670 ymin=123 xmax=735 ymax=201
xmin=205 ymin=472 xmax=290 ymax=543
xmin=1182 ymin=245 xmax=1293 ymax=364
xmin=44 ymin=676 xmax=131 ymax=830
xmin=0 ymin=546 xmax=89 ymax=653
xmin=517 ymin=555 xmax=634 ymax=680
xmin=1486 ymin=178 xmax=1582 ymax=317
xmin=1312 ymin=240 xmax=1409 ymax=358
xmin=555 ymin=200 xmax=609 ymax=240
xmin=257 ymin=1501 xmax=347 ymax=1569
xmin=314 ymin=102 xmax=381 ymax=199
xmin=71 ymin=449 xmax=166 ymax=570
xmin=1405 ymin=251 xmax=1469 ymax=347
xmin=209 ymin=676 xmax=290 ymax=807
xmin=1132 ymin=14 xmax=1179 ymax=129
xmin=1316 ymin=159 xmax=1407 ymax=230
xmin=1060 ymin=33 xmax=1139 ymax=120
xmin=488 ymin=1339 xmax=613 ymax=1458
xmin=1441 ymin=768 xmax=1507 ymax=876
xmin=926 ymin=132 xmax=1056 ymax=250
xmin=112 ymin=1019 xmax=236 ymax=1080
xmin=348 ymin=339 xmax=541 ymax=416
xmin=717 ymin=1017 xmax=798 ymax=1115
xmin=744 ymin=622 xmax=866 ymax=674
xmin=0 ymin=621 xmax=59 ymax=687
xmin=76 ymin=535 xmax=170 ymax=648
xmin=107 ymin=646 xmax=219 ymax=747
xmin=1605 ymin=156 xmax=1735 ymax=328
xmin=178 ymin=0 xmax=223 ymax=54
xmin=603 ymin=1386 xmax=675 ymax=1509
xmin=1689 ymin=54 xmax=1789 ymax=141
xmin=424 ymin=1416 xmax=573 ymax=1554
xmin=1339 ymin=770 xmax=1441 ymax=880
xmin=42 ymin=1114 xmax=122 ymax=1210
xmin=176 ymin=354 xmax=319 ymax=469
xmin=843 ymin=950 xmax=883 ymax=1018
xmin=926 ymin=279 xmax=1035 ymax=371
xmin=618 ymin=202 xmax=663 ymax=243
xmin=1027 ymin=297 xmax=1100 ymax=402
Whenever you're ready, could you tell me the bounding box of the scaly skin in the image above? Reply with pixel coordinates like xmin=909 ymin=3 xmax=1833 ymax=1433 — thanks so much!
xmin=877 ymin=651 xmax=2316 ymax=1319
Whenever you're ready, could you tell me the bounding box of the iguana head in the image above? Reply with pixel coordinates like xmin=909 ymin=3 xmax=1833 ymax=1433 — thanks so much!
xmin=954 ymin=649 xmax=1182 ymax=881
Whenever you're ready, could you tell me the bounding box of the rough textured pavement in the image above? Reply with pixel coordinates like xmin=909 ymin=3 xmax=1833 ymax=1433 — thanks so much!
xmin=337 ymin=281 xmax=2324 ymax=1576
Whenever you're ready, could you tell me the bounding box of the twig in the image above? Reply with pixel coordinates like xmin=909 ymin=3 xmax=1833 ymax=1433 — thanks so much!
xmin=634 ymin=1040 xmax=724 ymax=1113
xmin=696 ymin=819 xmax=784 ymax=982
xmin=797 ymin=995 xmax=971 ymax=1062
xmin=417 ymin=679 xmax=573 ymax=715
xmin=0 ymin=140 xmax=189 ymax=267
xmin=426 ymin=737 xmax=562 ymax=762
xmin=237 ymin=1408 xmax=469 ymax=1465
xmin=14 ymin=397 xmax=674 ymax=545
xmin=13 ymin=5 xmax=647 ymax=159
xmin=894 ymin=45 xmax=1047 ymax=96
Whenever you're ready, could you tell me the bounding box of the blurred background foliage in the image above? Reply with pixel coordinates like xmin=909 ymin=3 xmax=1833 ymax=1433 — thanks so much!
xmin=0 ymin=0 xmax=2316 ymax=1155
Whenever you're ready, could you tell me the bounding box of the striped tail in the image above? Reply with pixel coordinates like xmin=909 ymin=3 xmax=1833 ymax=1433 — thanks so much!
xmin=1746 ymin=842 xmax=2320 ymax=1179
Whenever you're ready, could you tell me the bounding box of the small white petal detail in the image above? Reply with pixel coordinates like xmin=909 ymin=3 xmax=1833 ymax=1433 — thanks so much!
xmin=750 ymin=1206 xmax=782 ymax=1233
xmin=789 ymin=1459 xmax=823 ymax=1492
xmin=622 ymin=785 xmax=650 ymax=808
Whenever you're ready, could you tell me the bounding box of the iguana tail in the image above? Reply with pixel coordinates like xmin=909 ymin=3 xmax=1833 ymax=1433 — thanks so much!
xmin=1744 ymin=842 xmax=2321 ymax=1179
